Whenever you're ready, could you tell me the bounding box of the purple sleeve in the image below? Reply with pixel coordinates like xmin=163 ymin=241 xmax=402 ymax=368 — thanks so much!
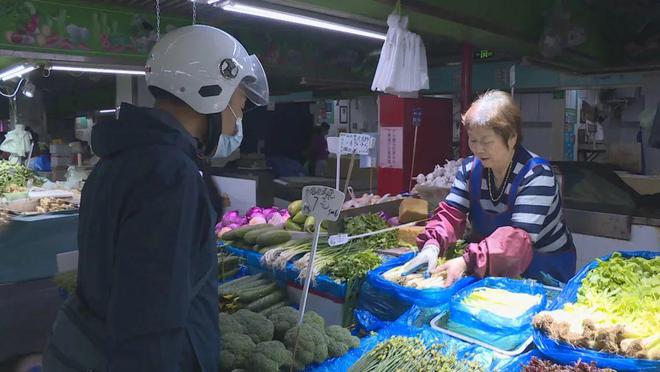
xmin=462 ymin=226 xmax=533 ymax=278
xmin=416 ymin=202 xmax=467 ymax=255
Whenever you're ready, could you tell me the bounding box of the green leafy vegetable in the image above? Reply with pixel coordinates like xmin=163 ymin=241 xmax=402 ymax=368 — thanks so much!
xmin=533 ymin=252 xmax=660 ymax=360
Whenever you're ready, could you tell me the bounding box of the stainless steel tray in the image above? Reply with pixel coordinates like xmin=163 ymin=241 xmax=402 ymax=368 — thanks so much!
xmin=430 ymin=312 xmax=533 ymax=357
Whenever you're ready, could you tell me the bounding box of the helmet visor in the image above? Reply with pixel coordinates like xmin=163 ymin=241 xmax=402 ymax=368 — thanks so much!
xmin=240 ymin=54 xmax=269 ymax=106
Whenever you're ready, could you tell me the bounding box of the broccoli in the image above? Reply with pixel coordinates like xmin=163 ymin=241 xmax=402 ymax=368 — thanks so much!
xmin=233 ymin=309 xmax=274 ymax=343
xmin=325 ymin=325 xmax=360 ymax=357
xmin=302 ymin=311 xmax=325 ymax=332
xmin=268 ymin=306 xmax=299 ymax=341
xmin=284 ymin=323 xmax=328 ymax=370
xmin=244 ymin=340 xmax=293 ymax=372
xmin=219 ymin=333 xmax=255 ymax=371
xmin=219 ymin=312 xmax=244 ymax=338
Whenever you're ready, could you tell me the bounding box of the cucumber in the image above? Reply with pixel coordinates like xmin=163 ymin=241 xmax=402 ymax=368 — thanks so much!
xmin=238 ymin=282 xmax=278 ymax=303
xmin=256 ymin=230 xmax=291 ymax=247
xmin=233 ymin=279 xmax=271 ymax=292
xmin=244 ymin=226 xmax=280 ymax=244
xmin=288 ymin=200 xmax=303 ymax=216
xmin=258 ymin=300 xmax=289 ymax=317
xmin=218 ymin=267 xmax=240 ymax=281
xmin=217 ymin=255 xmax=239 ymax=270
xmin=292 ymin=211 xmax=307 ymax=224
xmin=285 ymin=220 xmax=303 ymax=232
xmin=246 ymin=290 xmax=285 ymax=312
xmin=217 ymin=274 xmax=262 ymax=294
xmin=223 ymin=224 xmax=271 ymax=241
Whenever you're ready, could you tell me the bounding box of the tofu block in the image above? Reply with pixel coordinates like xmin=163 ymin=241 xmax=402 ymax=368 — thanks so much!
xmin=398 ymin=198 xmax=429 ymax=223
xmin=398 ymin=226 xmax=426 ymax=246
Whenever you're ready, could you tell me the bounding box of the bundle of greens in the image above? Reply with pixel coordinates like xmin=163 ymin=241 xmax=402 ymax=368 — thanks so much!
xmin=463 ymin=288 xmax=542 ymax=319
xmin=293 ymin=238 xmax=383 ymax=283
xmin=533 ymin=253 xmax=660 ymax=360
xmin=0 ymin=160 xmax=40 ymax=194
xmin=53 ymin=270 xmax=77 ymax=295
xmin=348 ymin=336 xmax=483 ymax=372
xmin=345 ymin=213 xmax=399 ymax=250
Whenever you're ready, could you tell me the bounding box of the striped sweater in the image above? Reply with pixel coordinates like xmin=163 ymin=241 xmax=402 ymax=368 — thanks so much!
xmin=446 ymin=147 xmax=573 ymax=253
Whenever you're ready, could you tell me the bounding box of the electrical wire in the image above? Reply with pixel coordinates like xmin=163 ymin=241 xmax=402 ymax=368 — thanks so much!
xmin=0 ymin=78 xmax=25 ymax=98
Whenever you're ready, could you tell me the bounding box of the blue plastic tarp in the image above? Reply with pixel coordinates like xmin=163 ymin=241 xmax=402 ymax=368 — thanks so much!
xmin=448 ymin=277 xmax=547 ymax=351
xmin=366 ymin=253 xmax=477 ymax=307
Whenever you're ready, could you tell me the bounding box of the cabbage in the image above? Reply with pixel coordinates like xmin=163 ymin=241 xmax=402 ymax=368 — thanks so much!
xmin=221 ymin=210 xmax=241 ymax=227
xmin=267 ymin=213 xmax=285 ymax=226
xmin=246 ymin=207 xmax=263 ymax=219
xmin=248 ymin=215 xmax=267 ymax=225
xmin=262 ymin=208 xmax=279 ymax=220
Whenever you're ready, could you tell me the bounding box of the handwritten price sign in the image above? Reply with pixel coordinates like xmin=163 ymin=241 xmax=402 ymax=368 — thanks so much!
xmin=302 ymin=186 xmax=344 ymax=221
xmin=339 ymin=133 xmax=375 ymax=155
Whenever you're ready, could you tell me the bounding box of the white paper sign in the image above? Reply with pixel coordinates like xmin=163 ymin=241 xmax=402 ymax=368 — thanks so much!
xmin=339 ymin=133 xmax=374 ymax=155
xmin=302 ymin=186 xmax=344 ymax=221
xmin=326 ymin=136 xmax=340 ymax=154
xmin=378 ymin=127 xmax=403 ymax=169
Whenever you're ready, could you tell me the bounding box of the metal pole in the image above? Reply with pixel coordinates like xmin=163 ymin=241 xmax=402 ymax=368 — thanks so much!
xmin=460 ymin=43 xmax=473 ymax=157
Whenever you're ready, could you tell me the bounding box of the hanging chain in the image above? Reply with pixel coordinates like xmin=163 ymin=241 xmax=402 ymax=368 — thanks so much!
xmin=155 ymin=0 xmax=161 ymax=41
xmin=192 ymin=0 xmax=197 ymax=25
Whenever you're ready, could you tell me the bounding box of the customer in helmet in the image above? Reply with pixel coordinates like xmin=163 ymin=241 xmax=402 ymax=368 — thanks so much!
xmin=43 ymin=25 xmax=268 ymax=372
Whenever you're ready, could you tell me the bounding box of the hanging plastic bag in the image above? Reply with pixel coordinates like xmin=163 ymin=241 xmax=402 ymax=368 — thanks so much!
xmin=533 ymin=251 xmax=660 ymax=372
xmin=372 ymin=14 xmax=428 ymax=95
xmin=366 ymin=253 xmax=477 ymax=307
xmin=0 ymin=124 xmax=32 ymax=162
xmin=447 ymin=277 xmax=547 ymax=351
xmin=372 ymin=14 xmax=405 ymax=92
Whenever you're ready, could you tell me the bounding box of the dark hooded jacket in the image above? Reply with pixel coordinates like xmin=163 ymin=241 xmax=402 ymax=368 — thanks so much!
xmin=75 ymin=103 xmax=218 ymax=371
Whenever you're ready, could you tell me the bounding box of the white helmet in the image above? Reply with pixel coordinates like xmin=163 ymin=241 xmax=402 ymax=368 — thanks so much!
xmin=145 ymin=25 xmax=269 ymax=114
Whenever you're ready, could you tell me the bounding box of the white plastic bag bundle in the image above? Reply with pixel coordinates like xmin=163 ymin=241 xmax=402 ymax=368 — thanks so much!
xmin=372 ymin=14 xmax=429 ymax=96
xmin=0 ymin=124 xmax=32 ymax=163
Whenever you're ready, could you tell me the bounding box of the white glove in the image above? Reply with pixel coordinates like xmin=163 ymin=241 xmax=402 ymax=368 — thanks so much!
xmin=401 ymin=244 xmax=440 ymax=276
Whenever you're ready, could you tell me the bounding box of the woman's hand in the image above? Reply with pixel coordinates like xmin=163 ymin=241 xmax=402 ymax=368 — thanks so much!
xmin=434 ymin=256 xmax=467 ymax=287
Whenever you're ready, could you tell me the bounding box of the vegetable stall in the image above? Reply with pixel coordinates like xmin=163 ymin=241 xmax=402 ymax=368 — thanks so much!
xmin=214 ymin=189 xmax=659 ymax=372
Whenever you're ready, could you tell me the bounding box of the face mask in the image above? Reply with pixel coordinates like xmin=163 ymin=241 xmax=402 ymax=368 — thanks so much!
xmin=214 ymin=105 xmax=243 ymax=159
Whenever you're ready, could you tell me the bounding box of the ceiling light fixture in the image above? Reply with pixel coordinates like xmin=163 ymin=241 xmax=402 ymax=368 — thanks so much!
xmin=0 ymin=64 xmax=38 ymax=81
xmin=22 ymin=80 xmax=35 ymax=98
xmin=209 ymin=1 xmax=386 ymax=41
xmin=98 ymin=108 xmax=117 ymax=114
xmin=50 ymin=65 xmax=145 ymax=75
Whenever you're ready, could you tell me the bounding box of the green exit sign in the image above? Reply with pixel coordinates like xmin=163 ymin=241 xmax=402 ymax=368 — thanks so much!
xmin=474 ymin=49 xmax=495 ymax=59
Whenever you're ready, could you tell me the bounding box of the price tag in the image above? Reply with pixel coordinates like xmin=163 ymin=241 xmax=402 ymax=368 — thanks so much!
xmin=328 ymin=233 xmax=349 ymax=247
xmin=301 ymin=186 xmax=345 ymax=222
xmin=339 ymin=133 xmax=374 ymax=155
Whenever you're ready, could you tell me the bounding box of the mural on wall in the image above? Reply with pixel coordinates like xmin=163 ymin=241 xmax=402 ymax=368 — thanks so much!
xmin=0 ymin=1 xmax=378 ymax=81
xmin=0 ymin=0 xmax=185 ymax=58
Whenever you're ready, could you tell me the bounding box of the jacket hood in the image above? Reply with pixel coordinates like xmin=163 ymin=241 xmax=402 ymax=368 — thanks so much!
xmin=91 ymin=103 xmax=199 ymax=159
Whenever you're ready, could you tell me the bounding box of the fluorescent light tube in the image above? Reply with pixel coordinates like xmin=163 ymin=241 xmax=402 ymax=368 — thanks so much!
xmin=0 ymin=65 xmax=37 ymax=81
xmin=215 ymin=2 xmax=386 ymax=40
xmin=50 ymin=65 xmax=145 ymax=75
xmin=98 ymin=109 xmax=117 ymax=114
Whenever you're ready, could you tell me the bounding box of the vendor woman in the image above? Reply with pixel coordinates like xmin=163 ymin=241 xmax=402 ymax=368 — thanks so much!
xmin=407 ymin=90 xmax=576 ymax=286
